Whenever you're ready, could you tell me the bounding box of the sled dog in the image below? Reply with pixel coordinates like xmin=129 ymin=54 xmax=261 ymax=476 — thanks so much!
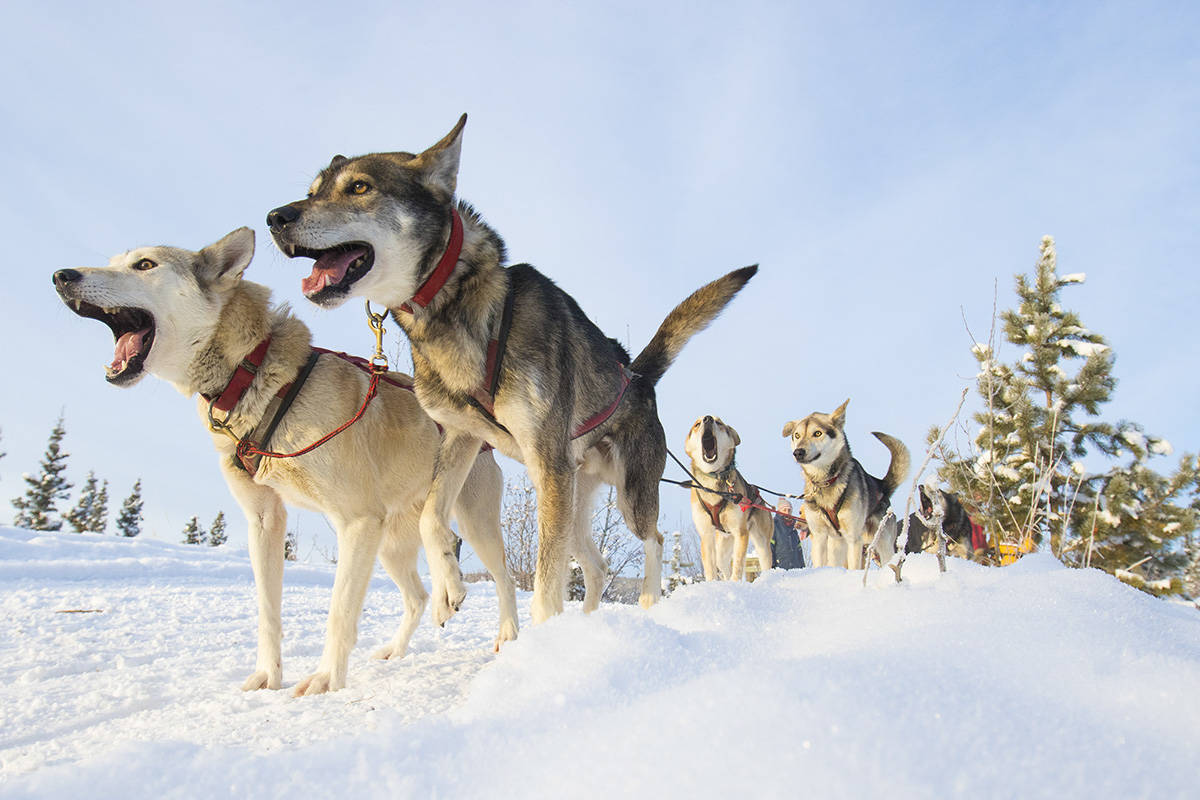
xmin=781 ymin=400 xmax=910 ymax=569
xmin=684 ymin=415 xmax=773 ymax=580
xmin=53 ymin=228 xmax=518 ymax=695
xmin=904 ymin=485 xmax=982 ymax=559
xmin=267 ymin=114 xmax=756 ymax=621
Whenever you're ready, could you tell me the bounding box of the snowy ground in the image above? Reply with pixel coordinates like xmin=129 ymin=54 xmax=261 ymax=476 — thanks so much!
xmin=1 ymin=527 xmax=1197 ymax=799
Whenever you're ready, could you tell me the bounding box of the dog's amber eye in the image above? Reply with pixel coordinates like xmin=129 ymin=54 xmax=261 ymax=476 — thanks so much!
xmin=813 ymin=430 xmax=822 ymax=438
xmin=132 ymin=258 xmax=157 ymax=271
xmin=350 ymin=180 xmax=371 ymax=195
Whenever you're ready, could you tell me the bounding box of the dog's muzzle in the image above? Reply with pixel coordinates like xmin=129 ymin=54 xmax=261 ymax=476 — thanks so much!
xmin=53 ymin=269 xmax=82 ymax=288
xmin=793 ymin=447 xmax=807 ymax=462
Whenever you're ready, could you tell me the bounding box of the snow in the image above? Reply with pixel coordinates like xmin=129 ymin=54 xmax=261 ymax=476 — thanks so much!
xmin=1150 ymin=438 xmax=1174 ymax=456
xmin=1122 ymin=430 xmax=1148 ymax=451
xmin=2 ymin=527 xmax=1198 ymax=798
xmin=1059 ymin=339 xmax=1110 ymax=358
xmin=1058 ymin=272 xmax=1087 ymax=285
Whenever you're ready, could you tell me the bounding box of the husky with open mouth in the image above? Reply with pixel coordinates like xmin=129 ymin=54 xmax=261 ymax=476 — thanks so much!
xmin=53 ymin=228 xmax=518 ymax=695
xmin=267 ymin=115 xmax=756 ymax=621
xmin=684 ymin=415 xmax=774 ymax=581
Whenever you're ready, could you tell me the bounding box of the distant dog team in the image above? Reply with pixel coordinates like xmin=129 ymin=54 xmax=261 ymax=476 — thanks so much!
xmin=54 ymin=113 xmax=938 ymax=695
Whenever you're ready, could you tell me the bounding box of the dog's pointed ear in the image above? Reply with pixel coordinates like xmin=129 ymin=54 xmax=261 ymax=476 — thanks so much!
xmin=683 ymin=428 xmax=697 ymax=462
xmin=726 ymin=424 xmax=741 ymax=446
xmin=329 ymin=154 xmax=348 ymax=170
xmin=832 ymin=398 xmax=849 ymax=428
xmin=198 ymin=227 xmax=254 ymax=289
xmin=414 ymin=113 xmax=467 ymax=199
xmin=781 ymin=421 xmax=797 ymax=438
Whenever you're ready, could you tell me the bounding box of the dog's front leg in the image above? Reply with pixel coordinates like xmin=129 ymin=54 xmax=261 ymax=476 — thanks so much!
xmin=224 ymin=470 xmax=286 ymax=691
xmin=527 ymin=452 xmax=576 ymax=623
xmin=730 ymin=527 xmax=752 ymax=581
xmin=294 ymin=515 xmax=384 ymax=696
xmin=419 ymin=430 xmax=480 ymax=627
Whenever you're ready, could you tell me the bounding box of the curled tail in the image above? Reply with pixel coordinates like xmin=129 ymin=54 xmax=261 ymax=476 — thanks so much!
xmin=630 ymin=265 xmax=757 ymax=386
xmin=872 ymin=432 xmax=911 ymax=497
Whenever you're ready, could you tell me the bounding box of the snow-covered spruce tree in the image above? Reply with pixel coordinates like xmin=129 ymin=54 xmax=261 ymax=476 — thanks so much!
xmin=182 ymin=515 xmax=207 ymax=545
xmin=937 ymin=237 xmax=1190 ymax=578
xmin=115 ymin=479 xmax=144 ymax=537
xmin=12 ymin=415 xmax=72 ymax=531
xmin=65 ymin=470 xmax=102 ymax=533
xmin=88 ymin=480 xmax=109 ymax=534
xmin=208 ymin=511 xmax=227 ymax=547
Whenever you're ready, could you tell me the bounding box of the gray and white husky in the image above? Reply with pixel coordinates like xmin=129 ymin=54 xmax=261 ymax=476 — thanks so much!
xmin=266 ymin=114 xmax=756 ymax=622
xmin=782 ymin=400 xmax=909 ymax=569
xmin=53 ymin=228 xmax=518 ymax=695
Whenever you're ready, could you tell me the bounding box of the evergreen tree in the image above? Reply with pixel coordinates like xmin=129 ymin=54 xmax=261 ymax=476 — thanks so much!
xmin=115 ymin=479 xmax=144 ymax=537
xmin=937 ymin=237 xmax=1195 ymax=583
xmin=284 ymin=529 xmax=298 ymax=561
xmin=12 ymin=415 xmax=72 ymax=531
xmin=65 ymin=471 xmax=102 ymax=533
xmin=88 ymin=480 xmax=110 ymax=534
xmin=208 ymin=511 xmax=227 ymax=547
xmin=182 ymin=515 xmax=207 ymax=545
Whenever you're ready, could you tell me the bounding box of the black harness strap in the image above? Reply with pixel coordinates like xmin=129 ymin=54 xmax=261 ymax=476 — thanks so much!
xmin=236 ymin=350 xmax=322 ymax=475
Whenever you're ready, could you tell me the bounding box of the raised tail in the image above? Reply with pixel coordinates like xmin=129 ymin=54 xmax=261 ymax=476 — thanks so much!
xmin=872 ymin=432 xmax=911 ymax=497
xmin=630 ymin=265 xmax=757 ymax=386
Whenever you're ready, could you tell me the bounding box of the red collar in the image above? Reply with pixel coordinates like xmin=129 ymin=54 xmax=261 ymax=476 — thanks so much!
xmin=202 ymin=338 xmax=271 ymax=413
xmin=400 ymin=208 xmax=463 ymax=314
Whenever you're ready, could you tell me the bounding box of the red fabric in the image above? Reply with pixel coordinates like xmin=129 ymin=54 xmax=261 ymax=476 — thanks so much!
xmin=399 ymin=209 xmax=463 ymax=314
xmin=571 ymin=364 xmax=632 ymax=439
xmin=207 ymin=338 xmax=271 ymax=412
xmin=970 ymin=520 xmax=987 ymax=551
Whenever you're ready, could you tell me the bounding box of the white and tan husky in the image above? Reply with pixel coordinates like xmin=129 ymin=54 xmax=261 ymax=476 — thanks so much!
xmin=53 ymin=227 xmax=518 ymax=695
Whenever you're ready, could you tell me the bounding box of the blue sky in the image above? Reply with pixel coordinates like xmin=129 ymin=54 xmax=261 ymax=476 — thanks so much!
xmin=1 ymin=1 xmax=1196 ymax=562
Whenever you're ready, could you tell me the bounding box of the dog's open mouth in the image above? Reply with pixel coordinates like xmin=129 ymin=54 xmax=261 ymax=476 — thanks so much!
xmin=289 ymin=242 xmax=374 ymax=303
xmin=65 ymin=299 xmax=155 ymax=385
xmin=701 ymin=427 xmax=718 ymax=463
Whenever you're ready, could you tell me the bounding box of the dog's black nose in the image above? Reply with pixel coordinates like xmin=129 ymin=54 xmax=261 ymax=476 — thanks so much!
xmin=703 ymin=415 xmax=713 ymax=424
xmin=266 ymin=205 xmax=301 ymax=231
xmin=53 ymin=269 xmax=82 ymax=288
xmin=793 ymin=448 xmax=805 ymax=460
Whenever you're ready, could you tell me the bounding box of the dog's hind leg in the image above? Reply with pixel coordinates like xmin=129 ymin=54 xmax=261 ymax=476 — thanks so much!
xmin=223 ymin=469 xmax=287 ymax=691
xmin=295 ymin=514 xmax=385 ymax=696
xmin=527 ymin=451 xmax=576 ymax=624
xmin=419 ymin=431 xmax=481 ymax=627
xmin=373 ymin=515 xmax=427 ymax=661
xmin=570 ymin=471 xmax=607 ymax=613
xmin=453 ymin=454 xmax=520 ymax=650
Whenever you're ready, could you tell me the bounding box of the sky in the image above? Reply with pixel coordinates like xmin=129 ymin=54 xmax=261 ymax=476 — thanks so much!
xmin=1 ymin=1 xmax=1197 ymax=563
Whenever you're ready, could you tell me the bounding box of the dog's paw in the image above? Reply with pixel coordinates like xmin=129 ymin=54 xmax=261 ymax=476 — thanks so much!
xmin=372 ymin=641 xmax=408 ymax=661
xmin=493 ymin=618 xmax=519 ymax=652
xmin=638 ymin=591 xmax=660 ymax=610
xmin=431 ymin=580 xmax=467 ymax=628
xmin=241 ymin=668 xmax=281 ymax=692
xmin=291 ymin=671 xmax=344 ymax=697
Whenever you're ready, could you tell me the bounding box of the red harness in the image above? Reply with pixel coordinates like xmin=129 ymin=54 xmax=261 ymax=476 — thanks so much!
xmin=402 ymin=207 xmax=633 ymax=440
xmin=204 ymin=339 xmax=491 ymax=476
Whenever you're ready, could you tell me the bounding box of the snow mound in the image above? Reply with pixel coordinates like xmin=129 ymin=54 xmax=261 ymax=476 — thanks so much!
xmin=2 ymin=528 xmax=1197 ymax=798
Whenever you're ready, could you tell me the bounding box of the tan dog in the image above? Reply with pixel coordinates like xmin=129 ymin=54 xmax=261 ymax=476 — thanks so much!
xmin=53 ymin=228 xmax=518 ymax=695
xmin=685 ymin=415 xmax=773 ymax=580
xmin=781 ymin=400 xmax=909 ymax=570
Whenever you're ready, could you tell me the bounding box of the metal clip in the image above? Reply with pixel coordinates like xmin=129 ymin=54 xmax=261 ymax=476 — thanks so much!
xmin=365 ymin=300 xmax=389 ymax=373
xmin=206 ymin=396 xmax=242 ymax=444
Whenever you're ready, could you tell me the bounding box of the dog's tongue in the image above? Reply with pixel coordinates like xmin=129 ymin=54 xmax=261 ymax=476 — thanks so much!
xmin=301 ymin=247 xmax=366 ymax=294
xmin=112 ymin=328 xmax=151 ymax=369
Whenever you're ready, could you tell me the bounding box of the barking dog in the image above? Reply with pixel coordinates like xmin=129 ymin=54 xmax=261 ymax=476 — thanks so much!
xmin=905 ymin=484 xmax=984 ymax=560
xmin=684 ymin=415 xmax=773 ymax=581
xmin=781 ymin=399 xmax=910 ymax=569
xmin=53 ymin=228 xmax=518 ymax=695
xmin=267 ymin=114 xmax=756 ymax=621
